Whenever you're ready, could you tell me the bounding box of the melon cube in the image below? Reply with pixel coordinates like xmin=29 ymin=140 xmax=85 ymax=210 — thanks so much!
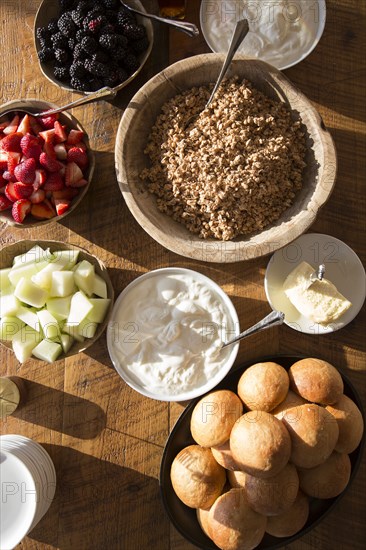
xmin=74 ymin=260 xmax=95 ymax=296
xmin=32 ymin=339 xmax=63 ymax=363
xmin=63 ymin=322 xmax=85 ymax=342
xmin=0 ymin=268 xmax=12 ymax=293
xmin=12 ymin=245 xmax=53 ymax=266
xmin=32 ymin=260 xmax=69 ymax=290
xmin=93 ymin=274 xmax=108 ymax=298
xmin=78 ymin=316 xmax=98 ymax=339
xmin=53 ymin=249 xmax=80 ymax=270
xmin=60 ymin=332 xmax=74 ymax=354
xmin=67 ymin=291 xmax=93 ymax=324
xmin=12 ymin=326 xmax=42 ymax=363
xmin=15 ymin=305 xmax=41 ymax=331
xmin=37 ymin=309 xmax=61 ymax=340
xmin=46 ymin=296 xmax=72 ymax=320
xmin=0 ymin=316 xmax=25 ymax=341
xmin=14 ymin=278 xmax=48 ymax=308
xmin=0 ymin=294 xmax=20 ymax=317
xmin=8 ymin=262 xmax=41 ymax=287
xmin=88 ymin=298 xmax=111 ymax=323
xmin=50 ymin=271 xmax=75 ymax=298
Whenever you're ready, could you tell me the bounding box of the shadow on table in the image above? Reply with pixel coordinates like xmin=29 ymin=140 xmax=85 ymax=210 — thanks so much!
xmin=28 ymin=444 xmax=169 ymax=550
xmin=13 ymin=381 xmax=106 ymax=439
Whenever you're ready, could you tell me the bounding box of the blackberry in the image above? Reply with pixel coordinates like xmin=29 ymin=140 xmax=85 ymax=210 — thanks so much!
xmin=100 ymin=22 xmax=115 ymax=34
xmin=51 ymin=31 xmax=69 ymax=49
xmin=70 ymin=77 xmax=89 ymax=91
xmin=84 ymin=58 xmax=110 ymax=78
xmin=85 ymin=15 xmax=107 ymax=34
xmin=75 ymin=0 xmax=91 ymax=13
xmin=121 ymin=23 xmax=146 ymax=41
xmin=68 ymin=37 xmax=76 ymax=50
xmin=53 ymin=63 xmax=70 ymax=81
xmin=73 ymin=42 xmax=88 ymax=60
xmin=114 ymin=47 xmax=127 ymax=62
xmin=122 ymin=52 xmax=139 ymax=74
xmin=92 ymin=51 xmax=110 ymax=64
xmin=88 ymin=78 xmax=104 ymax=91
xmin=99 ymin=33 xmax=126 ymax=51
xmin=101 ymin=0 xmax=119 ymax=9
xmin=80 ymin=35 xmax=98 ymax=54
xmin=117 ymin=7 xmax=135 ymax=27
xmin=58 ymin=12 xmax=77 ymax=37
xmin=36 ymin=26 xmax=50 ymax=40
xmin=54 ymin=48 xmax=69 ymax=63
xmin=75 ymin=28 xmax=89 ymax=42
xmin=131 ymin=36 xmax=149 ymax=54
xmin=71 ymin=9 xmax=84 ymax=27
xmin=59 ymin=0 xmax=75 ymax=11
xmin=38 ymin=36 xmax=52 ymax=49
xmin=47 ymin=19 xmax=59 ymax=35
xmin=70 ymin=60 xmax=87 ymax=79
xmin=38 ymin=47 xmax=55 ymax=63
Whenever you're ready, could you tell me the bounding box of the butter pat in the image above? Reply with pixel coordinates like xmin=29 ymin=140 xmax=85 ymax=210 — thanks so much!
xmin=283 ymin=261 xmax=352 ymax=325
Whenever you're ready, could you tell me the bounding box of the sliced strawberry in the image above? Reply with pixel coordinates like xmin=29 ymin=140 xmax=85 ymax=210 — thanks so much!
xmin=17 ymin=114 xmax=31 ymax=136
xmin=7 ymin=152 xmax=21 ymax=175
xmin=68 ymin=177 xmax=88 ymax=188
xmin=2 ymin=171 xmax=16 ymax=182
xmin=0 ymin=152 xmax=9 ymax=170
xmin=44 ymin=172 xmax=64 ymax=191
xmin=0 ymin=132 xmax=23 ymax=153
xmin=66 ymin=129 xmax=84 ymax=145
xmin=28 ymin=115 xmax=43 ymax=135
xmin=20 ymin=134 xmax=42 ymax=160
xmin=3 ymin=114 xmax=19 ymax=135
xmin=54 ymin=198 xmax=71 ymax=216
xmin=12 ymin=199 xmax=31 ymax=222
xmin=14 ymin=158 xmax=36 ymax=184
xmin=0 ymin=119 xmax=10 ymax=132
xmin=54 ymin=121 xmax=67 ymax=143
xmin=38 ymin=113 xmax=59 ymax=130
xmin=65 ymin=162 xmax=83 ymax=186
xmin=31 ymin=200 xmax=56 ymax=219
xmin=54 ymin=143 xmax=67 ymax=160
xmin=39 ymin=128 xmax=55 ymax=143
xmin=52 ymin=188 xmax=79 ymax=200
xmin=43 ymin=140 xmax=57 ymax=159
xmin=5 ymin=182 xmax=18 ymax=201
xmin=13 ymin=182 xmax=33 ymax=199
xmin=32 ymin=168 xmax=47 ymax=191
xmin=0 ymin=195 xmax=12 ymax=211
xmin=39 ymin=152 xmax=61 ymax=172
xmin=30 ymin=189 xmax=46 ymax=204
xmin=67 ymin=147 xmax=89 ymax=170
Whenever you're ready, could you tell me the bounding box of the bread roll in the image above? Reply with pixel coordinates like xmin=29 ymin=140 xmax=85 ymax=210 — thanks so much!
xmin=240 ymin=463 xmax=299 ymax=516
xmin=191 ymin=390 xmax=243 ymax=447
xmin=170 ymin=445 xmax=226 ymax=509
xmin=326 ymin=394 xmax=364 ymax=454
xmin=211 ymin=440 xmax=240 ymax=471
xmin=282 ymin=404 xmax=339 ymax=468
xmin=196 ymin=507 xmax=212 ymax=539
xmin=237 ymin=362 xmax=289 ymax=412
xmin=266 ymin=491 xmax=309 ymax=538
xmin=227 ymin=469 xmax=248 ymax=489
xmin=230 ymin=411 xmax=291 ymax=478
xmin=272 ymin=390 xmax=307 ymax=420
xmin=289 ymin=358 xmax=343 ymax=405
xmin=299 ymin=452 xmax=351 ymax=499
xmin=208 ymin=488 xmax=267 ymax=550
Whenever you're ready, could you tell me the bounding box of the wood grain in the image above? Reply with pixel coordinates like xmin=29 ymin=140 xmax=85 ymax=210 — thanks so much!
xmin=0 ymin=1 xmax=365 ymax=549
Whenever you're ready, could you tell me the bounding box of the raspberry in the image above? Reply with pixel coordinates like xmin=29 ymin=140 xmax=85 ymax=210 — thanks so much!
xmin=84 ymin=59 xmax=110 ymax=78
xmin=38 ymin=47 xmax=55 ymax=63
xmin=58 ymin=12 xmax=77 ymax=37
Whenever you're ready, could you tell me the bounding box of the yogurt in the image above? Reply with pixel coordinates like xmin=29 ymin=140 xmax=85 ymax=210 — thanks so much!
xmin=107 ymin=269 xmax=239 ymax=400
xmin=200 ymin=0 xmax=326 ymax=70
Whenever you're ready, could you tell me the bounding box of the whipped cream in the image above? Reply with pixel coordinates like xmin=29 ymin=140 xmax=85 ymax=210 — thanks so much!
xmin=201 ymin=0 xmax=325 ymax=69
xmin=109 ymin=271 xmax=236 ymax=396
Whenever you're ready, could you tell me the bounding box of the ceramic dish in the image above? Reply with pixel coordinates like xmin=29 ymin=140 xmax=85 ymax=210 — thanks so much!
xmin=200 ymin=0 xmax=326 ymax=70
xmin=34 ymin=0 xmax=153 ymax=95
xmin=0 ymin=99 xmax=95 ymax=228
xmin=115 ymin=54 xmax=336 ymax=263
xmin=107 ymin=267 xmax=240 ymax=401
xmin=264 ymin=233 xmax=366 ymax=334
xmin=160 ymin=355 xmax=365 ymax=550
xmin=0 ymin=240 xmax=114 ymax=360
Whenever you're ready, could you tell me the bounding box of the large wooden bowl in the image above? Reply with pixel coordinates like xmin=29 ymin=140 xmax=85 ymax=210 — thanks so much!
xmin=0 ymin=240 xmax=114 ymax=361
xmin=115 ymin=54 xmax=337 ymax=263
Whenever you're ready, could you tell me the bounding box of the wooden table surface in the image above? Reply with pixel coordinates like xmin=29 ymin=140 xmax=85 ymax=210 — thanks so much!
xmin=0 ymin=1 xmax=365 ymax=549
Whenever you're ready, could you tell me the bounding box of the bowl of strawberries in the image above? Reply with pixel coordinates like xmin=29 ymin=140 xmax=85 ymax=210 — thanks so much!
xmin=0 ymin=99 xmax=94 ymax=227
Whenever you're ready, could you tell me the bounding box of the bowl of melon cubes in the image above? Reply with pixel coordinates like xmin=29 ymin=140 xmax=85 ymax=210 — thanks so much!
xmin=0 ymin=99 xmax=94 ymax=227
xmin=0 ymin=240 xmax=114 ymax=363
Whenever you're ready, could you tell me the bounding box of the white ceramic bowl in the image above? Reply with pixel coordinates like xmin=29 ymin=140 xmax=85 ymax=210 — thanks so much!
xmin=264 ymin=233 xmax=366 ymax=334
xmin=200 ymin=0 xmax=326 ymax=70
xmin=107 ymin=268 xmax=240 ymax=401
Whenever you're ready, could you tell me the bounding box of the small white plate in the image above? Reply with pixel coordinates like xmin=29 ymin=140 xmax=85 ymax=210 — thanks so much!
xmin=200 ymin=0 xmax=326 ymax=70
xmin=264 ymin=233 xmax=366 ymax=334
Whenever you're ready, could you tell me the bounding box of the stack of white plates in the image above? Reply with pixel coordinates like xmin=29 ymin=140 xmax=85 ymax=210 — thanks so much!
xmin=0 ymin=435 xmax=56 ymax=550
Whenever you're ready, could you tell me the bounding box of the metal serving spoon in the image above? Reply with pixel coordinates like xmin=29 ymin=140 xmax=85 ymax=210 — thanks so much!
xmin=120 ymin=1 xmax=199 ymax=37
xmin=185 ymin=18 xmax=249 ymax=129
xmin=222 ymin=310 xmax=285 ymax=349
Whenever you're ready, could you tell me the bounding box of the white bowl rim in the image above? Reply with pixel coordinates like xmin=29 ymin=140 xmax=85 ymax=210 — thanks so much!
xmin=107 ymin=267 xmax=240 ymax=402
xmin=199 ymin=0 xmax=327 ymax=71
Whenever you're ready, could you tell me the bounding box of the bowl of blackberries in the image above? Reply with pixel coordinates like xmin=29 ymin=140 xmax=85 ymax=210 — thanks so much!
xmin=34 ymin=0 xmax=153 ymax=94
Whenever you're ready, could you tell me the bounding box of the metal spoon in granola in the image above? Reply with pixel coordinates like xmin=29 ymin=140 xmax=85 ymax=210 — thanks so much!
xmin=184 ymin=18 xmax=249 ymax=129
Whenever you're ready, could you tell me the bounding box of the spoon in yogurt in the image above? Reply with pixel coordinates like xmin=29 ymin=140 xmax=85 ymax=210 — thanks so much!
xmin=221 ymin=310 xmax=285 ymax=349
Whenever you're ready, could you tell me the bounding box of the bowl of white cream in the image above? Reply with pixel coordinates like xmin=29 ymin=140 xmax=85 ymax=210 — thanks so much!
xmin=200 ymin=0 xmax=326 ymax=70
xmin=107 ymin=268 xmax=240 ymax=401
